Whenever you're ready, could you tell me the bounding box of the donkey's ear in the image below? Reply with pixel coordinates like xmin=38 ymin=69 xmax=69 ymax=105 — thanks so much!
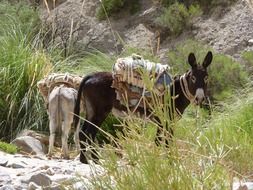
xmin=188 ymin=53 xmax=197 ymax=68
xmin=202 ymin=51 xmax=213 ymax=68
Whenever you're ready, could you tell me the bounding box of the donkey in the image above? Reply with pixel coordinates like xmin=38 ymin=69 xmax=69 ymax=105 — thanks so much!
xmin=47 ymin=85 xmax=80 ymax=159
xmin=73 ymin=51 xmax=213 ymax=164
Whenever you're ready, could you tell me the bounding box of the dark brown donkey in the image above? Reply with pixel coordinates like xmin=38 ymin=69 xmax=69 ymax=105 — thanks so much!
xmin=74 ymin=51 xmax=213 ymax=164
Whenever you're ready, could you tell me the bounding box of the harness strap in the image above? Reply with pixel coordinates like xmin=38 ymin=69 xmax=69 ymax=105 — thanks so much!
xmin=180 ymin=73 xmax=195 ymax=102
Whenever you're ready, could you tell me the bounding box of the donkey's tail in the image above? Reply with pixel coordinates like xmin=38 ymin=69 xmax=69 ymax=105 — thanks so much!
xmin=73 ymin=75 xmax=91 ymax=130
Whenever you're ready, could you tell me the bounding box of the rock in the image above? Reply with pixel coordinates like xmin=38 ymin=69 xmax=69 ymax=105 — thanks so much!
xmin=16 ymin=129 xmax=50 ymax=146
xmin=29 ymin=0 xmax=67 ymax=10
xmin=28 ymin=173 xmax=52 ymax=187
xmin=0 ymin=157 xmax=8 ymax=166
xmin=28 ymin=182 xmax=42 ymax=190
xmin=124 ymin=24 xmax=155 ymax=50
xmin=248 ymin=39 xmax=253 ymax=46
xmin=40 ymin=0 xmax=118 ymax=54
xmin=46 ymin=167 xmax=55 ymax=176
xmin=0 ymin=170 xmax=11 ymax=184
xmin=49 ymin=182 xmax=62 ymax=190
xmin=11 ymin=136 xmax=46 ymax=155
xmin=233 ymin=179 xmax=253 ymax=190
xmin=0 ymin=151 xmax=102 ymax=189
xmin=6 ymin=161 xmax=27 ymax=169
xmin=39 ymin=0 xmax=163 ymax=55
xmin=194 ymin=1 xmax=253 ymax=58
xmin=0 ymin=185 xmax=15 ymax=190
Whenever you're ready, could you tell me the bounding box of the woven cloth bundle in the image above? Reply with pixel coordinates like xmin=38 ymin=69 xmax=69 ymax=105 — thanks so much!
xmin=113 ymin=54 xmax=171 ymax=88
xmin=37 ymin=73 xmax=83 ymax=103
xmin=112 ymin=54 xmax=172 ymax=107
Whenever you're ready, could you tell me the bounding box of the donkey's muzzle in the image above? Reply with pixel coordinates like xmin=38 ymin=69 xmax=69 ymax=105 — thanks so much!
xmin=194 ymin=88 xmax=205 ymax=106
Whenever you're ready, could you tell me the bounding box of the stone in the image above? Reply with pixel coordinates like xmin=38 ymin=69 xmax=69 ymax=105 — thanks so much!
xmin=16 ymin=129 xmax=49 ymax=146
xmin=11 ymin=136 xmax=46 ymax=155
xmin=0 ymin=157 xmax=8 ymax=166
xmin=28 ymin=173 xmax=52 ymax=187
xmin=46 ymin=167 xmax=55 ymax=176
xmin=0 ymin=171 xmax=11 ymax=184
xmin=0 ymin=185 xmax=15 ymax=190
xmin=28 ymin=182 xmax=42 ymax=190
xmin=248 ymin=39 xmax=253 ymax=45
xmin=6 ymin=162 xmax=26 ymax=169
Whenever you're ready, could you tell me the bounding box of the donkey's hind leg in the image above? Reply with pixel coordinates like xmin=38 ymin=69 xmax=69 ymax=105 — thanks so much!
xmin=48 ymin=118 xmax=57 ymax=157
xmin=61 ymin=119 xmax=71 ymax=159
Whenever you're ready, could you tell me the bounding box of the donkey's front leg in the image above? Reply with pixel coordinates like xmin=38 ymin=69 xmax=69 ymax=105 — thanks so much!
xmin=79 ymin=121 xmax=90 ymax=164
xmin=155 ymin=122 xmax=173 ymax=147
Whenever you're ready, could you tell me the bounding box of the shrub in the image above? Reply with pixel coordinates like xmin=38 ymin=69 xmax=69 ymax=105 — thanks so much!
xmin=156 ymin=3 xmax=202 ymax=36
xmin=167 ymin=40 xmax=249 ymax=100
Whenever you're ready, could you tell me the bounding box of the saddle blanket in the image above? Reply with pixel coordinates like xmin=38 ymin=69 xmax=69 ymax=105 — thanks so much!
xmin=37 ymin=73 xmax=83 ymax=103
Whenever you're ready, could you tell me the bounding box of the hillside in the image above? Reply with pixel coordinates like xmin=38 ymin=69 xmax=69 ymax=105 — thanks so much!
xmin=38 ymin=0 xmax=253 ymax=61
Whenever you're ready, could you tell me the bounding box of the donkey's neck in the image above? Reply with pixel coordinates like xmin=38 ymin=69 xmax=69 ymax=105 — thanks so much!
xmin=172 ymin=76 xmax=191 ymax=115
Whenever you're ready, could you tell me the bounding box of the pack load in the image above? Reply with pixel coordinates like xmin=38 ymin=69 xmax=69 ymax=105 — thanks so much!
xmin=112 ymin=54 xmax=172 ymax=108
xmin=37 ymin=73 xmax=83 ymax=103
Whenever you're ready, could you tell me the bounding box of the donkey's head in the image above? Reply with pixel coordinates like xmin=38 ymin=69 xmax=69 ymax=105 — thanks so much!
xmin=186 ymin=51 xmax=213 ymax=105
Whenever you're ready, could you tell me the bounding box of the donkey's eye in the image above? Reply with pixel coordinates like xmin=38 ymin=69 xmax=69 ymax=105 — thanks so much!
xmin=204 ymin=76 xmax=208 ymax=83
xmin=191 ymin=76 xmax=196 ymax=83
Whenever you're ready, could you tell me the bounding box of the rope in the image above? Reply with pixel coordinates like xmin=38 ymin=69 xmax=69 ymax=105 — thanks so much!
xmin=179 ymin=73 xmax=195 ymax=102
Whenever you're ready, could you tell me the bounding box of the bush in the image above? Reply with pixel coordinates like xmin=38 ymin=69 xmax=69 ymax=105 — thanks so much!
xmin=167 ymin=40 xmax=249 ymax=100
xmin=97 ymin=0 xmax=140 ymax=20
xmin=156 ymin=3 xmax=202 ymax=36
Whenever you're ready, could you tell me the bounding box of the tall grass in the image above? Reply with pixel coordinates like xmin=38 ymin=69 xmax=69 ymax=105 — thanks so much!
xmin=0 ymin=2 xmax=52 ymax=141
xmin=89 ymin=86 xmax=253 ymax=189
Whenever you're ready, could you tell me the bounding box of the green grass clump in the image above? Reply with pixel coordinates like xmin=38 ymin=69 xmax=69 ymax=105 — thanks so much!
xmin=0 ymin=141 xmax=18 ymax=154
xmin=177 ymin=89 xmax=253 ymax=177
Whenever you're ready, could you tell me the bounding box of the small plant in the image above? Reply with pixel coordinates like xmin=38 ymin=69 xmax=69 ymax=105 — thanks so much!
xmin=0 ymin=141 xmax=18 ymax=154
